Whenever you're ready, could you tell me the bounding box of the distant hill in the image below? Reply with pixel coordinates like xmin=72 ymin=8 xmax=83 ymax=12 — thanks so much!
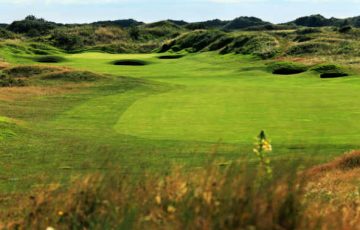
xmin=0 ymin=24 xmax=7 ymax=28
xmin=223 ymin=17 xmax=271 ymax=30
xmin=186 ymin=19 xmax=230 ymax=30
xmin=92 ymin=19 xmax=143 ymax=28
xmin=167 ymin=20 xmax=188 ymax=26
xmin=289 ymin=14 xmax=360 ymax=27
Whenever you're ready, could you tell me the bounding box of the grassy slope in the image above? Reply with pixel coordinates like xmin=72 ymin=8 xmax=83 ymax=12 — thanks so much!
xmin=0 ymin=45 xmax=360 ymax=192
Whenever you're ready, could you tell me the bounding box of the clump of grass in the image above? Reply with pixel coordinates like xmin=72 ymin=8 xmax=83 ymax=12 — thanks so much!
xmin=0 ymin=72 xmax=26 ymax=87
xmin=3 ymin=65 xmax=63 ymax=78
xmin=268 ymin=61 xmax=308 ymax=75
xmin=112 ymin=59 xmax=149 ymax=66
xmin=311 ymin=64 xmax=349 ymax=78
xmin=34 ymin=55 xmax=66 ymax=63
xmin=42 ymin=71 xmax=103 ymax=82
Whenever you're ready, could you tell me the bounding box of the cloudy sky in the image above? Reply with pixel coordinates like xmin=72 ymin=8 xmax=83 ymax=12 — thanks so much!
xmin=0 ymin=0 xmax=359 ymax=24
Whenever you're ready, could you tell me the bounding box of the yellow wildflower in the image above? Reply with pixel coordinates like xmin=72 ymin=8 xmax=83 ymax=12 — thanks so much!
xmin=167 ymin=205 xmax=176 ymax=213
xmin=155 ymin=195 xmax=161 ymax=205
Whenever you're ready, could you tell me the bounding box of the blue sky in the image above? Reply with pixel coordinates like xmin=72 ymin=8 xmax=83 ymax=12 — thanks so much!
xmin=0 ymin=0 xmax=359 ymax=24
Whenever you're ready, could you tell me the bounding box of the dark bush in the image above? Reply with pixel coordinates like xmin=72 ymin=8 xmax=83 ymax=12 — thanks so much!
xmin=296 ymin=28 xmax=321 ymax=35
xmin=7 ymin=15 xmax=57 ymax=37
xmin=51 ymin=30 xmax=84 ymax=51
xmin=338 ymin=26 xmax=352 ymax=33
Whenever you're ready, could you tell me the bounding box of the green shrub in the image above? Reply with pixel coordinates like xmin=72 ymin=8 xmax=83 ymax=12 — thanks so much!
xmin=7 ymin=15 xmax=57 ymax=37
xmin=296 ymin=28 xmax=321 ymax=34
xmin=51 ymin=29 xmax=85 ymax=51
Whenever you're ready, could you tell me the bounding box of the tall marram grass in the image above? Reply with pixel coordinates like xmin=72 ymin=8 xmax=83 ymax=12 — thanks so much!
xmin=4 ymin=151 xmax=359 ymax=230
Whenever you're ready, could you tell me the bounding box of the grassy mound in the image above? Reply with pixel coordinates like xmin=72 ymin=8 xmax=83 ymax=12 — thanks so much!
xmin=308 ymin=151 xmax=360 ymax=174
xmin=268 ymin=62 xmax=308 ymax=75
xmin=286 ymin=42 xmax=331 ymax=55
xmin=312 ymin=64 xmax=349 ymax=78
xmin=158 ymin=54 xmax=184 ymax=59
xmin=160 ymin=30 xmax=225 ymax=53
xmin=112 ymin=59 xmax=149 ymax=66
xmin=220 ymin=34 xmax=279 ymax=58
xmin=42 ymin=71 xmax=102 ymax=82
xmin=3 ymin=65 xmax=63 ymax=78
xmin=34 ymin=55 xmax=66 ymax=63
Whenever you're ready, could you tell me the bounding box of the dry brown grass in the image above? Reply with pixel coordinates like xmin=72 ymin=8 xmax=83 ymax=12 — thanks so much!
xmin=0 ymin=151 xmax=358 ymax=230
xmin=306 ymin=150 xmax=360 ymax=176
xmin=0 ymin=84 xmax=92 ymax=101
xmin=301 ymin=151 xmax=360 ymax=230
xmin=0 ymin=61 xmax=10 ymax=69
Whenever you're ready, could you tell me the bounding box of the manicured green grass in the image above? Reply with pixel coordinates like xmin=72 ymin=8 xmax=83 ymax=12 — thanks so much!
xmin=0 ymin=48 xmax=359 ymax=192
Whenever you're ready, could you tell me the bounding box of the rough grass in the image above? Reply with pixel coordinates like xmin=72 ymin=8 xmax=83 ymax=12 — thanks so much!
xmin=3 ymin=152 xmax=359 ymax=230
xmin=307 ymin=150 xmax=360 ymax=174
xmin=0 ymin=117 xmax=18 ymax=140
xmin=0 ymin=72 xmax=26 ymax=87
xmin=42 ymin=71 xmax=103 ymax=82
xmin=3 ymin=65 xmax=65 ymax=78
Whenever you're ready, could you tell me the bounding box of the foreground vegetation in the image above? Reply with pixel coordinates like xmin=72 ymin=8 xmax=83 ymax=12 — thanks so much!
xmin=0 ymin=14 xmax=359 ymax=228
xmin=2 ymin=150 xmax=359 ymax=229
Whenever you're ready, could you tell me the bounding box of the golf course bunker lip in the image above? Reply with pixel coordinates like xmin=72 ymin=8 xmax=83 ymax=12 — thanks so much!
xmin=158 ymin=55 xmax=184 ymax=60
xmin=112 ymin=60 xmax=149 ymax=66
xmin=320 ymin=72 xmax=349 ymax=78
xmin=272 ymin=68 xmax=307 ymax=75
xmin=34 ymin=55 xmax=66 ymax=63
xmin=269 ymin=62 xmax=308 ymax=75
